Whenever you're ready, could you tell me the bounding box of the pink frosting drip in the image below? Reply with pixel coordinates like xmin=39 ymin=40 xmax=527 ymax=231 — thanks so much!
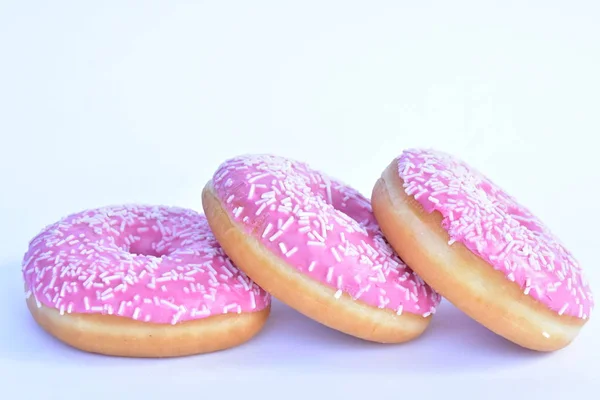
xmin=397 ymin=148 xmax=594 ymax=319
xmin=22 ymin=205 xmax=270 ymax=325
xmin=212 ymin=154 xmax=441 ymax=317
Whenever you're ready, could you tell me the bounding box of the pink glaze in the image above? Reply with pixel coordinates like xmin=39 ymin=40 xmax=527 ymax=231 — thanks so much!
xmin=22 ymin=205 xmax=270 ymax=325
xmin=397 ymin=148 xmax=594 ymax=319
xmin=212 ymin=154 xmax=441 ymax=317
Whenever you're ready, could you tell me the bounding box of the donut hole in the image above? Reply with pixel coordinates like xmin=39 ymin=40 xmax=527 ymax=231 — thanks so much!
xmin=310 ymin=181 xmax=376 ymax=235
xmin=479 ymin=178 xmax=546 ymax=235
xmin=128 ymin=237 xmax=168 ymax=258
xmin=508 ymin=207 xmax=546 ymax=234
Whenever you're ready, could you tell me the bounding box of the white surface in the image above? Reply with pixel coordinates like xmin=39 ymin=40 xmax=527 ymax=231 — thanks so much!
xmin=1 ymin=1 xmax=599 ymax=398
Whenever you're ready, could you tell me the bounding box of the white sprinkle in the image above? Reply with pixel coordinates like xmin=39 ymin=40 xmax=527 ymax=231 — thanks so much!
xmin=233 ymin=206 xmax=244 ymax=218
xmin=326 ymin=266 xmax=334 ymax=282
xmin=100 ymin=292 xmax=114 ymax=301
xmin=262 ymin=223 xmax=273 ymax=238
xmin=378 ymin=295 xmax=390 ymax=308
xmin=206 ymin=264 xmax=218 ymax=275
xmin=171 ymin=308 xmax=185 ymax=325
xmin=312 ymin=230 xmax=325 ymax=242
xmin=307 ymin=261 xmax=316 ymax=272
xmin=281 ymin=216 xmax=295 ymax=231
xmin=220 ymin=265 xmax=234 ymax=278
xmin=132 ymin=307 xmax=141 ymax=320
xmin=223 ymin=303 xmax=238 ymax=313
xmin=235 ymin=275 xmax=250 ymax=291
xmin=279 ymin=242 xmax=288 ymax=254
xmin=396 ymin=305 xmax=404 ymax=315
xmin=298 ymin=225 xmax=311 ymax=233
xmin=331 ymin=247 xmax=342 ymax=263
xmin=558 ymin=303 xmax=569 ymax=316
xmin=248 ymin=172 xmax=270 ymax=183
xmin=160 ymin=299 xmax=180 ymax=311
xmin=334 ymin=289 xmax=342 ymax=299
xmin=285 ymin=247 xmax=298 ymax=257
xmin=354 ymin=284 xmax=370 ymax=300
xmin=428 ymin=196 xmax=440 ymax=204
xmin=255 ymin=202 xmax=267 ymax=216
xmin=269 ymin=230 xmax=283 ymax=242
xmin=250 ymin=292 xmax=256 ymax=309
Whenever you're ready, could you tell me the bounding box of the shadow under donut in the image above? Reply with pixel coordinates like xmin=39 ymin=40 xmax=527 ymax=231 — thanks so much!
xmin=1 ymin=260 xmax=550 ymax=374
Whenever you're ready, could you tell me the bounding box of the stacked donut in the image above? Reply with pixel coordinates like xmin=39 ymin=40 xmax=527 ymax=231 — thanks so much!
xmin=21 ymin=149 xmax=593 ymax=357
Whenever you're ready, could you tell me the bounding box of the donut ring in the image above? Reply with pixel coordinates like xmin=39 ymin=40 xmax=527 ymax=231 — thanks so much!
xmin=372 ymin=148 xmax=594 ymax=351
xmin=202 ymin=154 xmax=441 ymax=343
xmin=22 ymin=205 xmax=271 ymax=357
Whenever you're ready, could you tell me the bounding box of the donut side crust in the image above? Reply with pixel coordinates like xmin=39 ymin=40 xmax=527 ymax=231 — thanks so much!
xmin=202 ymin=181 xmax=431 ymax=344
xmin=26 ymin=296 xmax=270 ymax=357
xmin=371 ymin=160 xmax=586 ymax=352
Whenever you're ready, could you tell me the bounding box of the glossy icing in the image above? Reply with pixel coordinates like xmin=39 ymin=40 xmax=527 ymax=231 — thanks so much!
xmin=397 ymin=148 xmax=593 ymax=319
xmin=22 ymin=205 xmax=270 ymax=324
xmin=212 ymin=154 xmax=441 ymax=317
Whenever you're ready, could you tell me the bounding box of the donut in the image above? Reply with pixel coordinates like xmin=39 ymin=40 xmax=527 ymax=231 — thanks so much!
xmin=22 ymin=205 xmax=271 ymax=357
xmin=371 ymin=148 xmax=594 ymax=351
xmin=202 ymin=154 xmax=441 ymax=343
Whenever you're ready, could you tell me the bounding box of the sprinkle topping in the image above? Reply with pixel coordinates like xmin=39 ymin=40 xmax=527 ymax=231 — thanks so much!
xmin=397 ymin=148 xmax=593 ymax=319
xmin=212 ymin=154 xmax=441 ymax=317
xmin=22 ymin=205 xmax=270 ymax=324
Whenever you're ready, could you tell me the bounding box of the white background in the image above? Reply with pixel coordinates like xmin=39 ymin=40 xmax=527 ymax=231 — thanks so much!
xmin=1 ymin=1 xmax=599 ymax=398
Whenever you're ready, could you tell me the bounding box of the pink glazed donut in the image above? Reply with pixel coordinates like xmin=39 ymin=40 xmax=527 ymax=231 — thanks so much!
xmin=22 ymin=205 xmax=271 ymax=357
xmin=372 ymin=148 xmax=594 ymax=351
xmin=202 ymin=154 xmax=441 ymax=343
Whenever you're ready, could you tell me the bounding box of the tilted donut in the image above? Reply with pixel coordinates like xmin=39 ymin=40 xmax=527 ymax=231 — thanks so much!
xmin=202 ymin=154 xmax=441 ymax=343
xmin=22 ymin=205 xmax=271 ymax=357
xmin=371 ymin=148 xmax=594 ymax=351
